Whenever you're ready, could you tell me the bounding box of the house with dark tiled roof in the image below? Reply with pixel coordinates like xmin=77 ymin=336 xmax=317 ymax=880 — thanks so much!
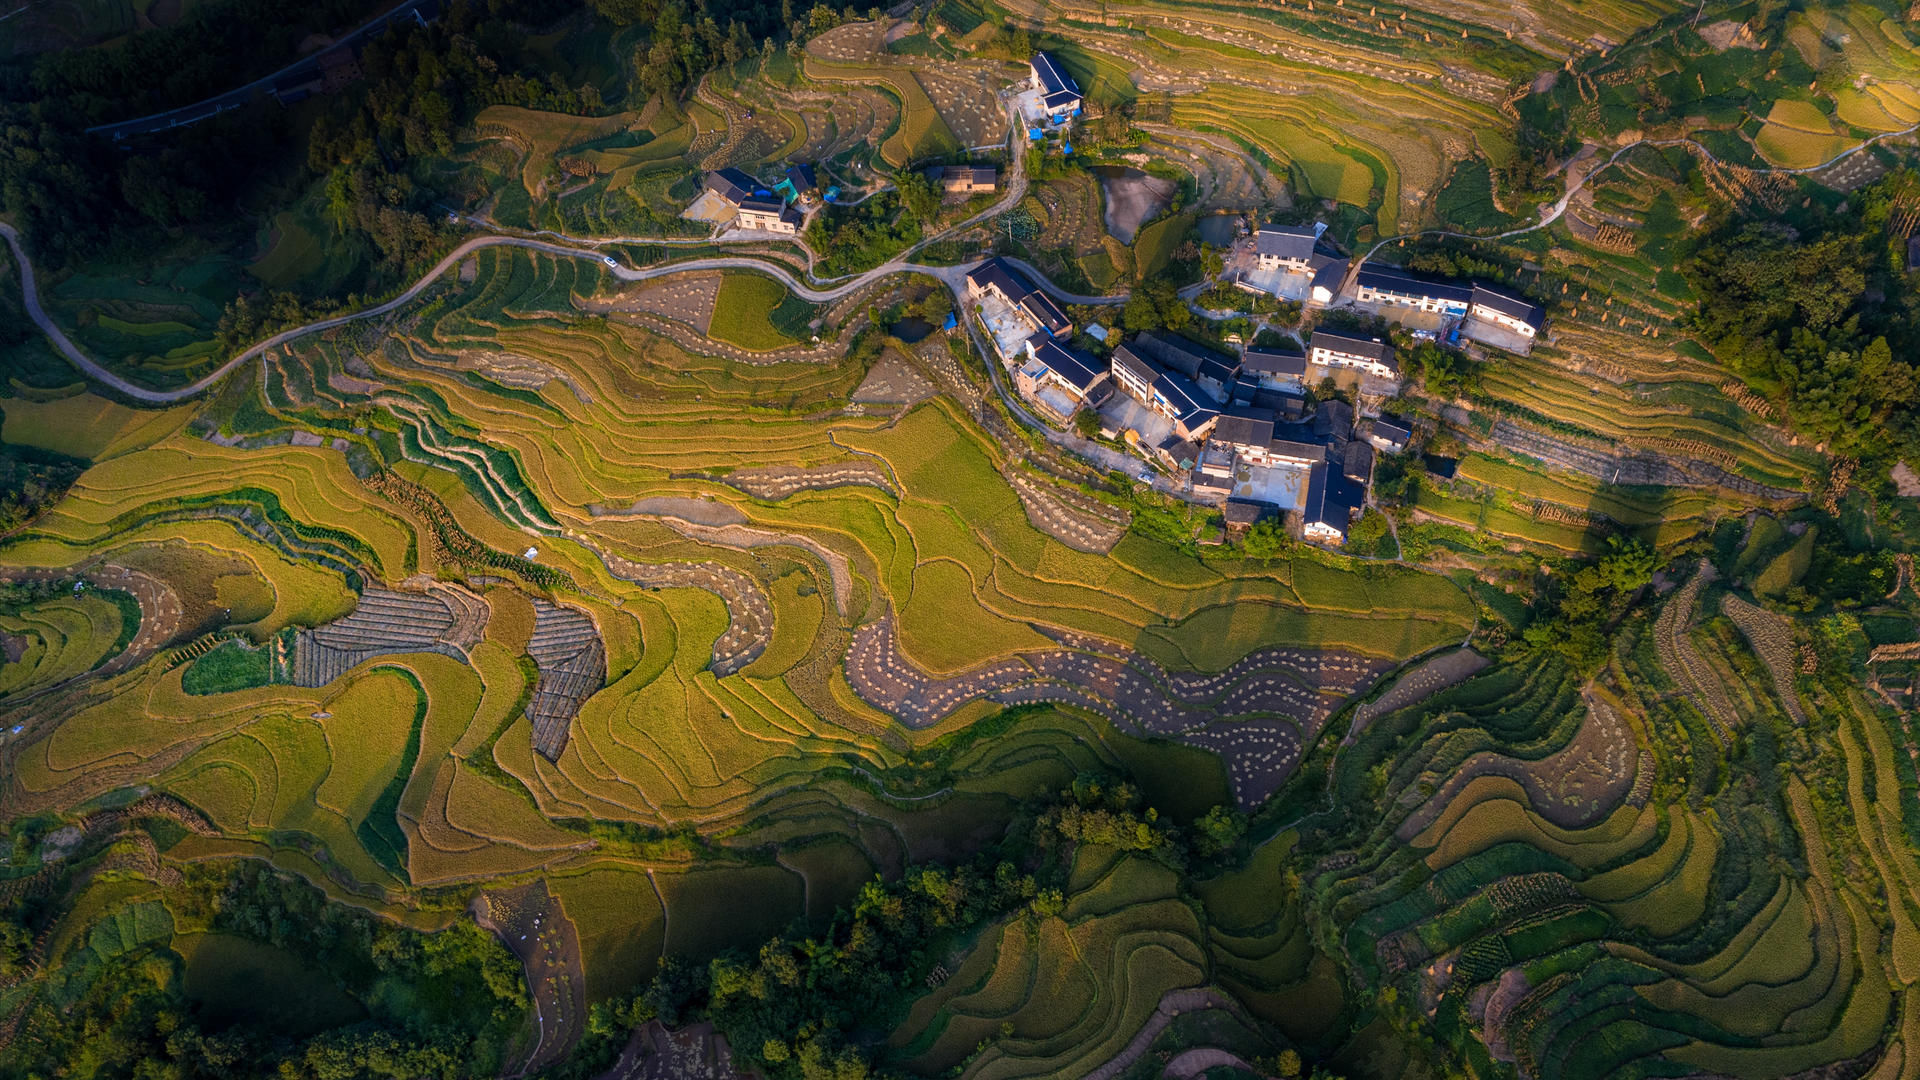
xmin=1301 ymin=462 xmax=1365 ymax=543
xmin=1110 ymin=342 xmax=1222 ymax=448
xmin=930 ymin=164 xmax=997 ymax=195
xmin=1355 ymin=263 xmax=1473 ymax=316
xmin=1363 ymin=414 xmax=1413 ymax=453
xmin=1130 ymin=331 xmax=1238 ymax=399
xmin=964 ymin=258 xmax=1072 ymax=357
xmin=1016 ymin=340 xmax=1108 ymax=423
xmin=1029 ymin=52 xmax=1082 ymax=118
xmin=1253 ymin=224 xmax=1322 ymax=273
xmin=1467 ymin=284 xmax=1547 ymax=338
xmin=706 ymin=169 xmax=805 ymax=234
xmin=1240 ymin=344 xmax=1307 ymax=391
xmin=1308 ymin=331 xmax=1397 ymax=379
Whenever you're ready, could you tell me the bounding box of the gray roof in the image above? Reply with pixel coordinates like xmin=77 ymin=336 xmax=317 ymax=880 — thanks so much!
xmin=1265 ymin=438 xmax=1328 ymax=464
xmin=1367 ymin=415 xmax=1413 ymax=444
xmin=967 ymin=258 xmax=1070 ymax=334
xmin=1342 ymin=441 xmax=1375 ymax=484
xmin=1155 ymin=370 xmax=1219 ymax=430
xmin=785 ymin=163 xmax=817 ymax=192
xmin=1470 ymin=284 xmax=1546 ymax=328
xmin=1310 ymin=331 xmax=1396 ymax=366
xmin=1031 ymin=52 xmax=1081 ymax=107
xmin=1030 ymin=340 xmax=1105 ymax=393
xmin=1314 ymin=399 xmax=1354 ymax=442
xmin=1241 ymin=346 xmax=1306 ymax=378
xmin=1111 ymin=344 xmax=1158 ymax=388
xmin=1211 ymin=409 xmax=1275 ymax=449
xmin=1254 ymin=225 xmax=1318 ymax=261
xmin=1309 ymin=253 xmax=1345 ymax=291
xmin=1223 ymin=501 xmax=1265 ymax=525
xmin=706 ymin=167 xmax=760 ymax=205
xmin=1132 ymin=330 xmax=1234 ymax=382
xmin=1355 ymin=263 xmax=1473 ymax=304
xmin=1301 ymin=462 xmax=1363 ymax=532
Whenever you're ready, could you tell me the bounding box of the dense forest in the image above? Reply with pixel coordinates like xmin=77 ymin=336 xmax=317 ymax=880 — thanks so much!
xmin=1683 ymin=172 xmax=1920 ymax=471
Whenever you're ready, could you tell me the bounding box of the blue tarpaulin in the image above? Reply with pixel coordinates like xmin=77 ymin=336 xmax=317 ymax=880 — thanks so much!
xmin=942 ymin=313 xmax=957 ymax=330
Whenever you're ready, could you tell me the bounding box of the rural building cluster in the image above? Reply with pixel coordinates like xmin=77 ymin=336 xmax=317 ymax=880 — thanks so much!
xmin=965 ymin=210 xmax=1547 ymax=546
xmin=697 ymin=165 xmax=815 ymax=234
xmin=967 ymin=258 xmax=1432 ymax=545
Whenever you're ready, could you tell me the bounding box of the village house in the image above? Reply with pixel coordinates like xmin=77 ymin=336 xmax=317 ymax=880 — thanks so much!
xmin=1467 ymin=285 xmax=1547 ymax=338
xmin=1308 ymin=330 xmax=1398 ymax=380
xmin=1128 ymin=331 xmax=1238 ymax=400
xmin=1111 ymin=342 xmax=1222 ymax=449
xmin=1029 ymin=52 xmax=1082 ymax=119
xmin=1362 ymin=414 xmax=1413 ymax=453
xmin=1307 ymin=255 xmax=1346 ymax=306
xmin=964 ymin=258 xmax=1072 ymax=358
xmin=1354 ymin=264 xmax=1472 ymax=316
xmin=1238 ymin=344 xmax=1307 ymax=392
xmin=774 ymin=162 xmax=818 ymax=205
xmin=1353 ymin=262 xmax=1547 ymax=340
xmin=704 ymin=168 xmax=804 ymax=234
xmin=930 ymin=165 xmax=998 ymax=196
xmin=1016 ymin=340 xmax=1108 ymax=424
xmin=1253 ymin=224 xmax=1321 ymax=273
xmin=1300 ymin=462 xmax=1365 ymax=543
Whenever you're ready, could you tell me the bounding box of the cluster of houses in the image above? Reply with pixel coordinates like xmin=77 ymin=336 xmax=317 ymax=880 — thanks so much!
xmin=1240 ymin=223 xmax=1547 ymax=348
xmin=966 ymin=257 xmax=1417 ymax=543
xmin=701 ymin=164 xmax=819 ymax=234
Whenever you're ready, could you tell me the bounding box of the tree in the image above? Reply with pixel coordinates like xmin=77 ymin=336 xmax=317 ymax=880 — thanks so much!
xmin=895 ymin=169 xmax=940 ymax=224
xmin=1074 ymin=408 xmax=1100 ymax=438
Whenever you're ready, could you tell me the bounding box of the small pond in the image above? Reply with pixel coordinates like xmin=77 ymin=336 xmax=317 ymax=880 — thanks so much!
xmin=891 ymin=316 xmax=935 ymax=343
xmin=1093 ymin=165 xmax=1177 ymax=244
xmin=1195 ymin=213 xmax=1240 ymax=247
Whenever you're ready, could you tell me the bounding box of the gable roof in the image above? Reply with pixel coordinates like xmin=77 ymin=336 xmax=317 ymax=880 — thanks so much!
xmin=1470 ymin=283 xmax=1546 ymax=328
xmin=1111 ymin=344 xmax=1158 ymax=388
xmin=1342 ymin=440 xmax=1375 ymax=484
xmin=967 ymin=258 xmax=1070 ymax=334
xmin=1355 ymin=263 xmax=1473 ymax=304
xmin=1019 ymin=291 xmax=1071 ymax=335
xmin=1301 ymin=463 xmax=1363 ymax=532
xmin=1265 ymin=437 xmax=1328 ymax=463
xmin=1031 ymin=52 xmax=1081 ymax=106
xmin=1254 ymin=224 xmax=1319 ymax=261
xmin=1314 ymin=398 xmax=1354 ymax=442
xmin=1133 ymin=330 xmax=1234 ymax=382
xmin=1367 ymin=414 xmax=1413 ymax=444
xmin=1310 ymin=330 xmax=1396 ymax=367
xmin=1154 ymin=370 xmax=1219 ymax=430
xmin=1241 ymin=346 xmax=1306 ymax=378
xmin=1029 ymin=340 xmax=1105 ymax=394
xmin=785 ymin=163 xmax=817 ymax=193
xmin=705 ymin=167 xmax=759 ymax=205
xmin=1309 ymin=253 xmax=1346 ymax=293
xmin=1211 ymin=409 xmax=1275 ymax=449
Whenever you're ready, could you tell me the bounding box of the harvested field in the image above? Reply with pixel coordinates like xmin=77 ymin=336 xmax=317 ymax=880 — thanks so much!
xmin=847 ymin=616 xmax=1391 ymax=805
xmin=292 ymin=583 xmax=489 ymax=687
xmin=527 ymin=600 xmax=607 ymax=761
xmin=1722 ymin=594 xmax=1807 ymax=724
xmin=587 ymin=273 xmax=721 ymax=335
xmin=479 ymin=879 xmax=586 ymax=1075
xmin=1348 ymin=647 xmax=1490 ymax=742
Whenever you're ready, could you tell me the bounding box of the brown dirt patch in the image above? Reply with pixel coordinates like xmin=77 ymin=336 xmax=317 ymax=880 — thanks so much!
xmin=851 ymin=351 xmax=936 ymax=406
xmin=588 ymin=272 xmax=721 ymax=335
